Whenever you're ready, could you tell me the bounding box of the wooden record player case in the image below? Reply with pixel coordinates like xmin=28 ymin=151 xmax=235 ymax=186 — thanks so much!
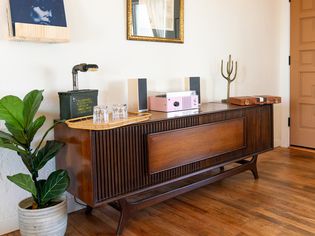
xmin=55 ymin=103 xmax=274 ymax=235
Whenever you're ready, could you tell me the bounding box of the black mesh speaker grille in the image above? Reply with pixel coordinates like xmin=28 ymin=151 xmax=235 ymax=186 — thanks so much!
xmin=189 ymin=77 xmax=201 ymax=104
xmin=138 ymin=78 xmax=148 ymax=111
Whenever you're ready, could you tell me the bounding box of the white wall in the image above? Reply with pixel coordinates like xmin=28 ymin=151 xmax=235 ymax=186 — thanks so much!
xmin=278 ymin=1 xmax=291 ymax=147
xmin=0 ymin=0 xmax=290 ymax=234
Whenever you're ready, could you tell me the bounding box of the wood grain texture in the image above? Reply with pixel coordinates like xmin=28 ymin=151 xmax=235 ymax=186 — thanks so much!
xmin=54 ymin=103 xmax=273 ymax=206
xmin=54 ymin=124 xmax=95 ymax=206
xmin=13 ymin=23 xmax=70 ymax=43
xmin=5 ymin=148 xmax=315 ymax=236
xmin=148 ymin=118 xmax=246 ymax=174
xmin=290 ymin=0 xmax=315 ymax=148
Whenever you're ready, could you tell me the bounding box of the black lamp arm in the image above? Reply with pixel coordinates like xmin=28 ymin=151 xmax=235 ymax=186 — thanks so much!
xmin=72 ymin=63 xmax=99 ymax=90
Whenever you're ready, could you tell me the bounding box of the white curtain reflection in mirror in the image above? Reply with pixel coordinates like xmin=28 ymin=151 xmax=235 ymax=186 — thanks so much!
xmin=134 ymin=0 xmax=175 ymax=38
xmin=135 ymin=4 xmax=154 ymax=36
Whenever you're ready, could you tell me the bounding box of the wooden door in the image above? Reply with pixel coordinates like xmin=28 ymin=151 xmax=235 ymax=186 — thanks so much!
xmin=291 ymin=0 xmax=315 ymax=148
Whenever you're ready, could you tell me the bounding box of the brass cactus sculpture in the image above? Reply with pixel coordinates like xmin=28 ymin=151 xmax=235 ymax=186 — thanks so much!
xmin=221 ymin=54 xmax=238 ymax=101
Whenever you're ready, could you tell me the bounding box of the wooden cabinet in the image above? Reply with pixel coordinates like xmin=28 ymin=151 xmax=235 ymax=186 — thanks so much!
xmin=55 ymin=103 xmax=273 ymax=234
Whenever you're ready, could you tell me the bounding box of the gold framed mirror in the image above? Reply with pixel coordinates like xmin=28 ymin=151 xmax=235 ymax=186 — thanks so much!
xmin=127 ymin=0 xmax=184 ymax=43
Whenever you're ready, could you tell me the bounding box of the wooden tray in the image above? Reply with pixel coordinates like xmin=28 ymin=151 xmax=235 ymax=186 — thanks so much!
xmin=254 ymin=95 xmax=282 ymax=104
xmin=229 ymin=96 xmax=258 ymax=106
xmin=65 ymin=112 xmax=152 ymax=131
xmin=229 ymin=95 xmax=282 ymax=106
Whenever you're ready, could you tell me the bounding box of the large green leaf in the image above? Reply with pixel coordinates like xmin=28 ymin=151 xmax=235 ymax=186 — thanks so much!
xmin=0 ymin=131 xmax=26 ymax=152
xmin=18 ymin=153 xmax=32 ymax=173
xmin=23 ymin=90 xmax=43 ymax=128
xmin=7 ymin=174 xmax=37 ymax=196
xmin=0 ymin=131 xmax=19 ymax=145
xmin=5 ymin=123 xmax=27 ymax=145
xmin=37 ymin=179 xmax=47 ymax=193
xmin=33 ymin=120 xmax=64 ymax=156
xmin=33 ymin=141 xmax=64 ymax=171
xmin=0 ymin=96 xmax=24 ymax=129
xmin=26 ymin=116 xmax=46 ymax=143
xmin=32 ymin=179 xmax=46 ymax=204
xmin=0 ymin=138 xmax=27 ymax=155
xmin=41 ymin=170 xmax=69 ymax=206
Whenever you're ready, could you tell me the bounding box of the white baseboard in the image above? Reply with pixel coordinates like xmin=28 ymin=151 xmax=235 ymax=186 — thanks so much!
xmin=274 ymin=138 xmax=281 ymax=148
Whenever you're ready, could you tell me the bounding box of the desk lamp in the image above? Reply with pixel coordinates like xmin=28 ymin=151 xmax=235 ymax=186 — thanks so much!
xmin=72 ymin=63 xmax=99 ymax=90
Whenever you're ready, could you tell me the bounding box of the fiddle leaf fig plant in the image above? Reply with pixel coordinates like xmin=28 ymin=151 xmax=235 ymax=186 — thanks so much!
xmin=0 ymin=90 xmax=69 ymax=209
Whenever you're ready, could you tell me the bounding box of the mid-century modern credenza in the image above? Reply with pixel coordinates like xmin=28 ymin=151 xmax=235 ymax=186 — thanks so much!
xmin=55 ymin=102 xmax=274 ymax=235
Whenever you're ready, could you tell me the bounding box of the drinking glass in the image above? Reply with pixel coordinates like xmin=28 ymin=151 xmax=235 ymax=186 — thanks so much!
xmin=93 ymin=105 xmax=109 ymax=124
xmin=112 ymin=104 xmax=128 ymax=120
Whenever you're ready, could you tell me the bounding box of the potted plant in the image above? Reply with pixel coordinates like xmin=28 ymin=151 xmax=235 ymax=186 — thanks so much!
xmin=0 ymin=90 xmax=69 ymax=236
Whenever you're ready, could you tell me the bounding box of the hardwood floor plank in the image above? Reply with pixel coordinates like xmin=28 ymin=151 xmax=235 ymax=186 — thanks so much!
xmin=4 ymin=148 xmax=315 ymax=236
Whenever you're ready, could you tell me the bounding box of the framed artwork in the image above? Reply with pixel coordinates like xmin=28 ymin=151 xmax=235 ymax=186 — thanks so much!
xmin=127 ymin=0 xmax=184 ymax=43
xmin=7 ymin=0 xmax=69 ymax=43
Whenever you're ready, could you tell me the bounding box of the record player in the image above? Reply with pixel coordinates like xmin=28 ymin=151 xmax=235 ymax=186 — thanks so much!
xmin=149 ymin=91 xmax=199 ymax=112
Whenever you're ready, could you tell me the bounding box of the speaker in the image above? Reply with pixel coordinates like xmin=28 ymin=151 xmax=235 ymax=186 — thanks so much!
xmin=128 ymin=78 xmax=148 ymax=112
xmin=185 ymin=77 xmax=201 ymax=104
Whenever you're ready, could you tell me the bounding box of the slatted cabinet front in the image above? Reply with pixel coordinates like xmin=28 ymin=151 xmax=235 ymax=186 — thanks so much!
xmin=55 ymin=104 xmax=273 ymax=206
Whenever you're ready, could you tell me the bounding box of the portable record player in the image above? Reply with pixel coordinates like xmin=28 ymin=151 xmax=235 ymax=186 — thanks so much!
xmin=149 ymin=91 xmax=199 ymax=112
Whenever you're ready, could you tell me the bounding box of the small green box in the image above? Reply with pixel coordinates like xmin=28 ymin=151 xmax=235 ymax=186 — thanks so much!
xmin=58 ymin=89 xmax=98 ymax=120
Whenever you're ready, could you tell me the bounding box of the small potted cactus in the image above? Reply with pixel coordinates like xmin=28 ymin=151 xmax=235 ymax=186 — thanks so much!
xmin=0 ymin=90 xmax=69 ymax=236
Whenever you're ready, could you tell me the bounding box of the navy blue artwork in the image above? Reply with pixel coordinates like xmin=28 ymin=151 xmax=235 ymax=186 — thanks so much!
xmin=9 ymin=0 xmax=67 ymax=35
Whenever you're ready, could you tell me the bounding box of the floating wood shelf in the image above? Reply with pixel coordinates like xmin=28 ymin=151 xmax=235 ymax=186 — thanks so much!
xmin=8 ymin=23 xmax=70 ymax=43
xmin=6 ymin=0 xmax=70 ymax=43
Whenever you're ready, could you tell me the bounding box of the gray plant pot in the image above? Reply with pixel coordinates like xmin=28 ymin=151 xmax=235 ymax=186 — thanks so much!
xmin=18 ymin=196 xmax=67 ymax=236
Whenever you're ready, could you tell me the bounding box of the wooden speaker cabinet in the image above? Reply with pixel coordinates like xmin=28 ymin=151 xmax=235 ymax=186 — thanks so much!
xmin=55 ymin=103 xmax=274 ymax=235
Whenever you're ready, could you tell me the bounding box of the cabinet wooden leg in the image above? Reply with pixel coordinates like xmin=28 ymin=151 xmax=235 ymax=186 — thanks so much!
xmin=85 ymin=206 xmax=93 ymax=215
xmin=251 ymin=155 xmax=259 ymax=179
xmin=116 ymin=199 xmax=130 ymax=236
xmin=112 ymin=155 xmax=261 ymax=235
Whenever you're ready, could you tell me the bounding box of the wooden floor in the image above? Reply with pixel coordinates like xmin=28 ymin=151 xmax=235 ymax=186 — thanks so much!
xmin=5 ymin=148 xmax=315 ymax=236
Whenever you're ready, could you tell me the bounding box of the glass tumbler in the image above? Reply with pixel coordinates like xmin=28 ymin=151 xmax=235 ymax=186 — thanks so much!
xmin=112 ymin=104 xmax=128 ymax=120
xmin=93 ymin=105 xmax=109 ymax=124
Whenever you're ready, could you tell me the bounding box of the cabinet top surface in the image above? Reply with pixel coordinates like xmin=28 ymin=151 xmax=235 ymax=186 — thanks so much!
xmin=60 ymin=102 xmax=270 ymax=131
xmin=147 ymin=102 xmax=265 ymax=122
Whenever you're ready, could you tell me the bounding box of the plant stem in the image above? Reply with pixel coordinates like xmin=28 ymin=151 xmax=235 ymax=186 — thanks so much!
xmin=33 ymin=121 xmax=63 ymax=156
xmin=32 ymin=171 xmax=41 ymax=208
xmin=27 ymin=147 xmax=41 ymax=208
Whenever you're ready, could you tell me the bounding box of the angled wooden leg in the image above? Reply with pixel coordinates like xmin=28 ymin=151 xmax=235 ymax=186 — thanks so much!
xmin=250 ymin=155 xmax=259 ymax=179
xmin=112 ymin=155 xmax=261 ymax=235
xmin=85 ymin=205 xmax=93 ymax=215
xmin=236 ymin=155 xmax=259 ymax=179
xmin=116 ymin=199 xmax=131 ymax=236
xmin=109 ymin=201 xmax=121 ymax=211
